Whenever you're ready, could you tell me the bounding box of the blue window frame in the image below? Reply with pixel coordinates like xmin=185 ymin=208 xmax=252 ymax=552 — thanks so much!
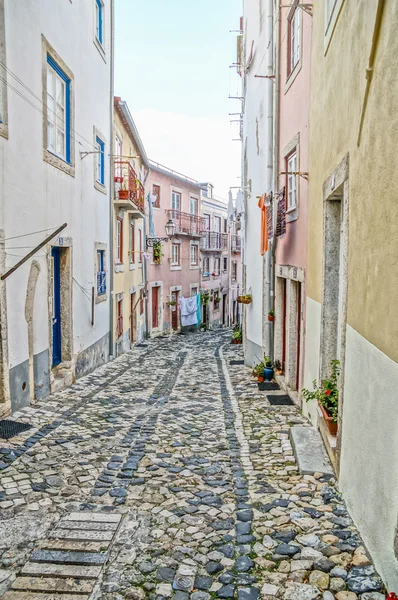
xmin=97 ymin=249 xmax=106 ymax=295
xmin=46 ymin=54 xmax=71 ymax=164
xmin=96 ymin=136 xmax=105 ymax=185
xmin=95 ymin=0 xmax=103 ymax=45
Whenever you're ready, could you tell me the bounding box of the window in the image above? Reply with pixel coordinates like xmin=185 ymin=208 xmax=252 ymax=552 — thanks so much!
xmin=326 ymin=0 xmax=337 ymax=24
xmin=130 ymin=221 xmax=135 ymax=263
xmin=117 ymin=298 xmax=123 ymax=338
xmin=96 ymin=249 xmax=106 ymax=295
xmin=288 ymin=5 xmax=301 ymax=75
xmin=152 ymin=184 xmax=161 ymax=208
xmin=214 ymin=257 xmax=221 ymax=276
xmin=190 ymin=243 xmax=198 ymax=266
xmin=46 ymin=55 xmax=71 ymax=163
xmin=214 ymin=216 xmax=221 ymax=233
xmin=96 ymin=136 xmax=105 ymax=185
xmin=223 ymin=256 xmax=228 ymax=272
xmin=204 ymin=214 xmax=211 ymax=231
xmin=286 ymin=151 xmax=298 ymax=211
xmin=191 ymin=287 xmax=198 ymax=296
xmin=138 ymin=229 xmax=143 ymax=263
xmin=224 ymin=218 xmax=228 ymax=233
xmin=95 ymin=0 xmax=104 ymax=46
xmin=116 ymin=217 xmax=123 ymax=263
xmin=190 ymin=196 xmax=198 ymax=215
xmin=202 ymin=256 xmax=210 ymax=275
xmin=171 ymin=243 xmax=180 ymax=266
xmin=232 ymin=261 xmax=237 ymax=281
xmin=172 ymin=191 xmax=181 ymax=211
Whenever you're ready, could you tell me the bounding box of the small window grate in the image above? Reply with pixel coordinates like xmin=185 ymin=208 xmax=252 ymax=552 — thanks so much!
xmin=267 ymin=394 xmax=294 ymax=406
xmin=0 ymin=420 xmax=33 ymax=440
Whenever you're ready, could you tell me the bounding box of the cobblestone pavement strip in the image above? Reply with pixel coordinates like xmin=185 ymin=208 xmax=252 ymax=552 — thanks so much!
xmin=0 ymin=331 xmax=384 ymax=600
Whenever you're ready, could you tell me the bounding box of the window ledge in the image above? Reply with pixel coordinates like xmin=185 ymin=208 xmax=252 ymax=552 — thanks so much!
xmin=44 ymin=149 xmax=75 ymax=177
xmin=286 ymin=206 xmax=297 ymax=214
xmin=115 ymin=263 xmax=124 ymax=273
xmin=95 ymin=181 xmax=107 ymax=194
xmin=94 ymin=38 xmax=107 ymax=63
xmin=95 ymin=293 xmax=107 ymax=305
xmin=285 ymin=59 xmax=302 ymax=94
xmin=190 ymin=265 xmax=200 ymax=270
xmin=129 ymin=262 xmax=136 ymax=271
xmin=286 ymin=206 xmax=299 ymax=222
xmin=0 ymin=123 xmax=8 ymax=140
xmin=170 ymin=266 xmax=182 ymax=271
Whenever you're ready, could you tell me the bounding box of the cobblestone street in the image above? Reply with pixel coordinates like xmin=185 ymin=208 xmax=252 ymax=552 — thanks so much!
xmin=0 ymin=331 xmax=384 ymax=600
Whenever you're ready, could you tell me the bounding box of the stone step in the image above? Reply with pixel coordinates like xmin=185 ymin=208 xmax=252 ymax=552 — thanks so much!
xmin=57 ymin=521 xmax=118 ymax=531
xmin=30 ymin=550 xmax=107 ymax=566
xmin=49 ymin=529 xmax=114 ymax=542
xmin=21 ymin=563 xmax=102 ymax=580
xmin=63 ymin=512 xmax=121 ymax=524
xmin=290 ymin=426 xmax=334 ymax=476
xmin=12 ymin=576 xmax=94 ymax=594
xmin=39 ymin=540 xmax=110 ymax=553
xmin=3 ymin=593 xmax=89 ymax=600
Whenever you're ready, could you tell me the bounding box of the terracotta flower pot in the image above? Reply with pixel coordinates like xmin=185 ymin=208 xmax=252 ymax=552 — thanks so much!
xmin=319 ymin=403 xmax=338 ymax=436
xmin=268 ymin=315 xmax=274 ymax=322
xmin=118 ymin=189 xmax=129 ymax=200
xmin=257 ymin=375 xmax=264 ymax=383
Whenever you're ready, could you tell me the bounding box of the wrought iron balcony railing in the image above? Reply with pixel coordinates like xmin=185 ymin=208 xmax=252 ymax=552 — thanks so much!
xmin=114 ymin=160 xmax=145 ymax=213
xmin=231 ymin=235 xmax=242 ymax=253
xmin=166 ymin=210 xmax=207 ymax=237
xmin=200 ymin=232 xmax=228 ymax=251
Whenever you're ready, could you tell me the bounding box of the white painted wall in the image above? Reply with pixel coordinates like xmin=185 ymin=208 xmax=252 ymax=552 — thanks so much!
xmin=302 ymin=296 xmax=321 ymax=423
xmin=340 ymin=325 xmax=398 ymax=590
xmin=0 ymin=0 xmax=111 ymax=391
xmin=242 ymin=0 xmax=271 ymax=359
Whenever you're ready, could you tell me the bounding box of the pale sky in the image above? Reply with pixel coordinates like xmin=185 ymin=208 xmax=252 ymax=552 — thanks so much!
xmin=114 ymin=0 xmax=242 ymax=199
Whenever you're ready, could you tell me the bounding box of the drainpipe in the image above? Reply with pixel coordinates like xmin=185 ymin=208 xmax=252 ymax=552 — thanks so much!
xmin=270 ymin=0 xmax=280 ymax=362
xmin=108 ymin=0 xmax=115 ymax=359
xmin=264 ymin=0 xmax=274 ymax=358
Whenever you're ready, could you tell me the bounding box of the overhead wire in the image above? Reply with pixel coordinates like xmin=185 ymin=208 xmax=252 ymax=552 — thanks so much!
xmin=5 ymin=226 xmax=61 ymax=242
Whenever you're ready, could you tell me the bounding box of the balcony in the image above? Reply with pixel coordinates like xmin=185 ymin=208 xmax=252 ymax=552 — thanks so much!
xmin=166 ymin=209 xmax=207 ymax=237
xmin=200 ymin=232 xmax=228 ymax=252
xmin=114 ymin=160 xmax=145 ymax=216
xmin=231 ymin=235 xmax=242 ymax=253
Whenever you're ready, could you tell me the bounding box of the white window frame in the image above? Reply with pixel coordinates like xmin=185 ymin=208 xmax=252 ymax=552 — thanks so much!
xmin=202 ymin=256 xmax=210 ymax=276
xmin=171 ymin=243 xmax=180 ymax=267
xmin=171 ymin=191 xmax=181 ymax=211
xmin=190 ymin=242 xmax=199 ymax=267
xmin=190 ymin=195 xmax=198 ymax=215
xmin=289 ymin=6 xmax=301 ymax=74
xmin=47 ymin=64 xmax=67 ymax=161
xmin=214 ymin=257 xmax=221 ymax=276
xmin=324 ymin=0 xmax=345 ymax=52
xmin=232 ymin=261 xmax=237 ymax=281
xmin=287 ymin=152 xmax=298 ymax=211
xmin=223 ymin=256 xmax=228 ymax=272
xmin=95 ymin=0 xmax=104 ymax=46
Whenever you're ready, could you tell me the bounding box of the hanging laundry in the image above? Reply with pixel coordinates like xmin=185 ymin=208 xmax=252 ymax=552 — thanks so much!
xmin=276 ymin=187 xmax=286 ymax=237
xmin=180 ymin=296 xmax=198 ymax=327
xmin=196 ymin=293 xmax=201 ymax=325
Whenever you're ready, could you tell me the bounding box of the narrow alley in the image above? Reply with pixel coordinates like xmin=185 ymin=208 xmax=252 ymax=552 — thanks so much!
xmin=0 ymin=332 xmax=382 ymax=600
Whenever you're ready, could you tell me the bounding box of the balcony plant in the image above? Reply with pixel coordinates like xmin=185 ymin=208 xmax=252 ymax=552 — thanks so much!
xmin=268 ymin=309 xmax=275 ymax=322
xmin=118 ymin=180 xmax=129 ymax=200
xmin=238 ymin=294 xmax=252 ymax=305
xmin=167 ymin=300 xmax=177 ymax=307
xmin=201 ymin=292 xmax=210 ymax=305
xmin=153 ymin=241 xmax=164 ymax=265
xmin=302 ymin=360 xmax=340 ymax=436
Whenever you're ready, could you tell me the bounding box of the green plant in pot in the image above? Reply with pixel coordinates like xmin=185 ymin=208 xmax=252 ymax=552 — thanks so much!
xmin=302 ymin=359 xmax=340 ymax=436
xmin=253 ymin=360 xmax=265 ymax=382
xmin=152 ymin=241 xmax=164 ymax=265
xmin=232 ymin=328 xmax=242 ymax=344
xmin=268 ymin=309 xmax=275 ymax=322
xmin=263 ymin=356 xmax=274 ymax=381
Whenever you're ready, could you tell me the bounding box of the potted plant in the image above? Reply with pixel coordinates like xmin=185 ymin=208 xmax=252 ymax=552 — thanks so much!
xmin=232 ymin=329 xmax=242 ymax=344
xmin=268 ymin=309 xmax=275 ymax=322
xmin=253 ymin=360 xmax=265 ymax=382
xmin=114 ymin=175 xmax=123 ymax=183
xmin=201 ymin=292 xmax=210 ymax=304
xmin=200 ymin=322 xmax=207 ymax=331
xmin=302 ymin=360 xmax=340 ymax=436
xmin=118 ymin=181 xmax=129 ymax=200
xmin=238 ymin=294 xmax=252 ymax=305
xmin=167 ymin=300 xmax=177 ymax=307
xmin=263 ymin=357 xmax=274 ymax=381
xmin=153 ymin=241 xmax=164 ymax=265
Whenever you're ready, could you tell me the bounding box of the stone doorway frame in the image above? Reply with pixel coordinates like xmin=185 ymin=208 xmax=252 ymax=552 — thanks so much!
xmin=320 ymin=154 xmax=349 ymax=472
xmin=47 ymin=239 xmax=73 ymax=388
xmin=0 ymin=230 xmax=10 ymax=416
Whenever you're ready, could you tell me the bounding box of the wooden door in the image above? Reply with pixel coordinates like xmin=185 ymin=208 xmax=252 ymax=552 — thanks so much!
xmin=51 ymin=248 xmax=62 ymax=367
xmin=282 ymin=279 xmax=287 ymax=374
xmin=152 ymin=286 xmax=159 ymax=329
xmin=130 ymin=293 xmax=136 ymax=343
xmin=172 ymin=291 xmax=179 ymax=330
xmin=296 ymin=282 xmax=302 ymax=390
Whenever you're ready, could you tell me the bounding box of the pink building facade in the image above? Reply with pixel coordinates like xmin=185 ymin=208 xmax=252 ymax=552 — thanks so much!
xmin=145 ymin=162 xmax=205 ymax=336
xmin=273 ymin=4 xmax=312 ymax=394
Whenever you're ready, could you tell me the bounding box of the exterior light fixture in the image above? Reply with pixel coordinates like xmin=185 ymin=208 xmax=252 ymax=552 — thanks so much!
xmin=165 ymin=219 xmax=176 ymax=237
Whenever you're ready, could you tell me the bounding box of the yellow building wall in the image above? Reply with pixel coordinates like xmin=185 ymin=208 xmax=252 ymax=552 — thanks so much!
xmin=307 ymin=0 xmax=398 ymax=362
xmin=112 ymin=111 xmax=146 ymax=350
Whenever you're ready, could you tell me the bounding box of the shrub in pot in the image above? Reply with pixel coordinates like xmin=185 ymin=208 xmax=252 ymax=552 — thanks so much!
xmin=302 ymin=360 xmax=340 ymax=436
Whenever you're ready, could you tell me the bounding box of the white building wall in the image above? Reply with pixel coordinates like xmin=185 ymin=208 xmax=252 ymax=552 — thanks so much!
xmin=242 ymin=0 xmax=271 ymax=365
xmin=0 ymin=0 xmax=112 ymax=412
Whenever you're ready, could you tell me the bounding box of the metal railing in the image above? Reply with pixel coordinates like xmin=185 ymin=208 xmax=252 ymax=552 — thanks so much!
xmin=200 ymin=232 xmax=228 ymax=251
xmin=166 ymin=210 xmax=207 ymax=236
xmin=231 ymin=235 xmax=242 ymax=252
xmin=97 ymin=271 xmax=106 ymax=295
xmin=114 ymin=160 xmax=145 ymax=213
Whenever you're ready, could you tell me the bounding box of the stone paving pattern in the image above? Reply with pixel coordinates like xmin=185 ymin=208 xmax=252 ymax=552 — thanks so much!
xmin=0 ymin=331 xmax=386 ymax=600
